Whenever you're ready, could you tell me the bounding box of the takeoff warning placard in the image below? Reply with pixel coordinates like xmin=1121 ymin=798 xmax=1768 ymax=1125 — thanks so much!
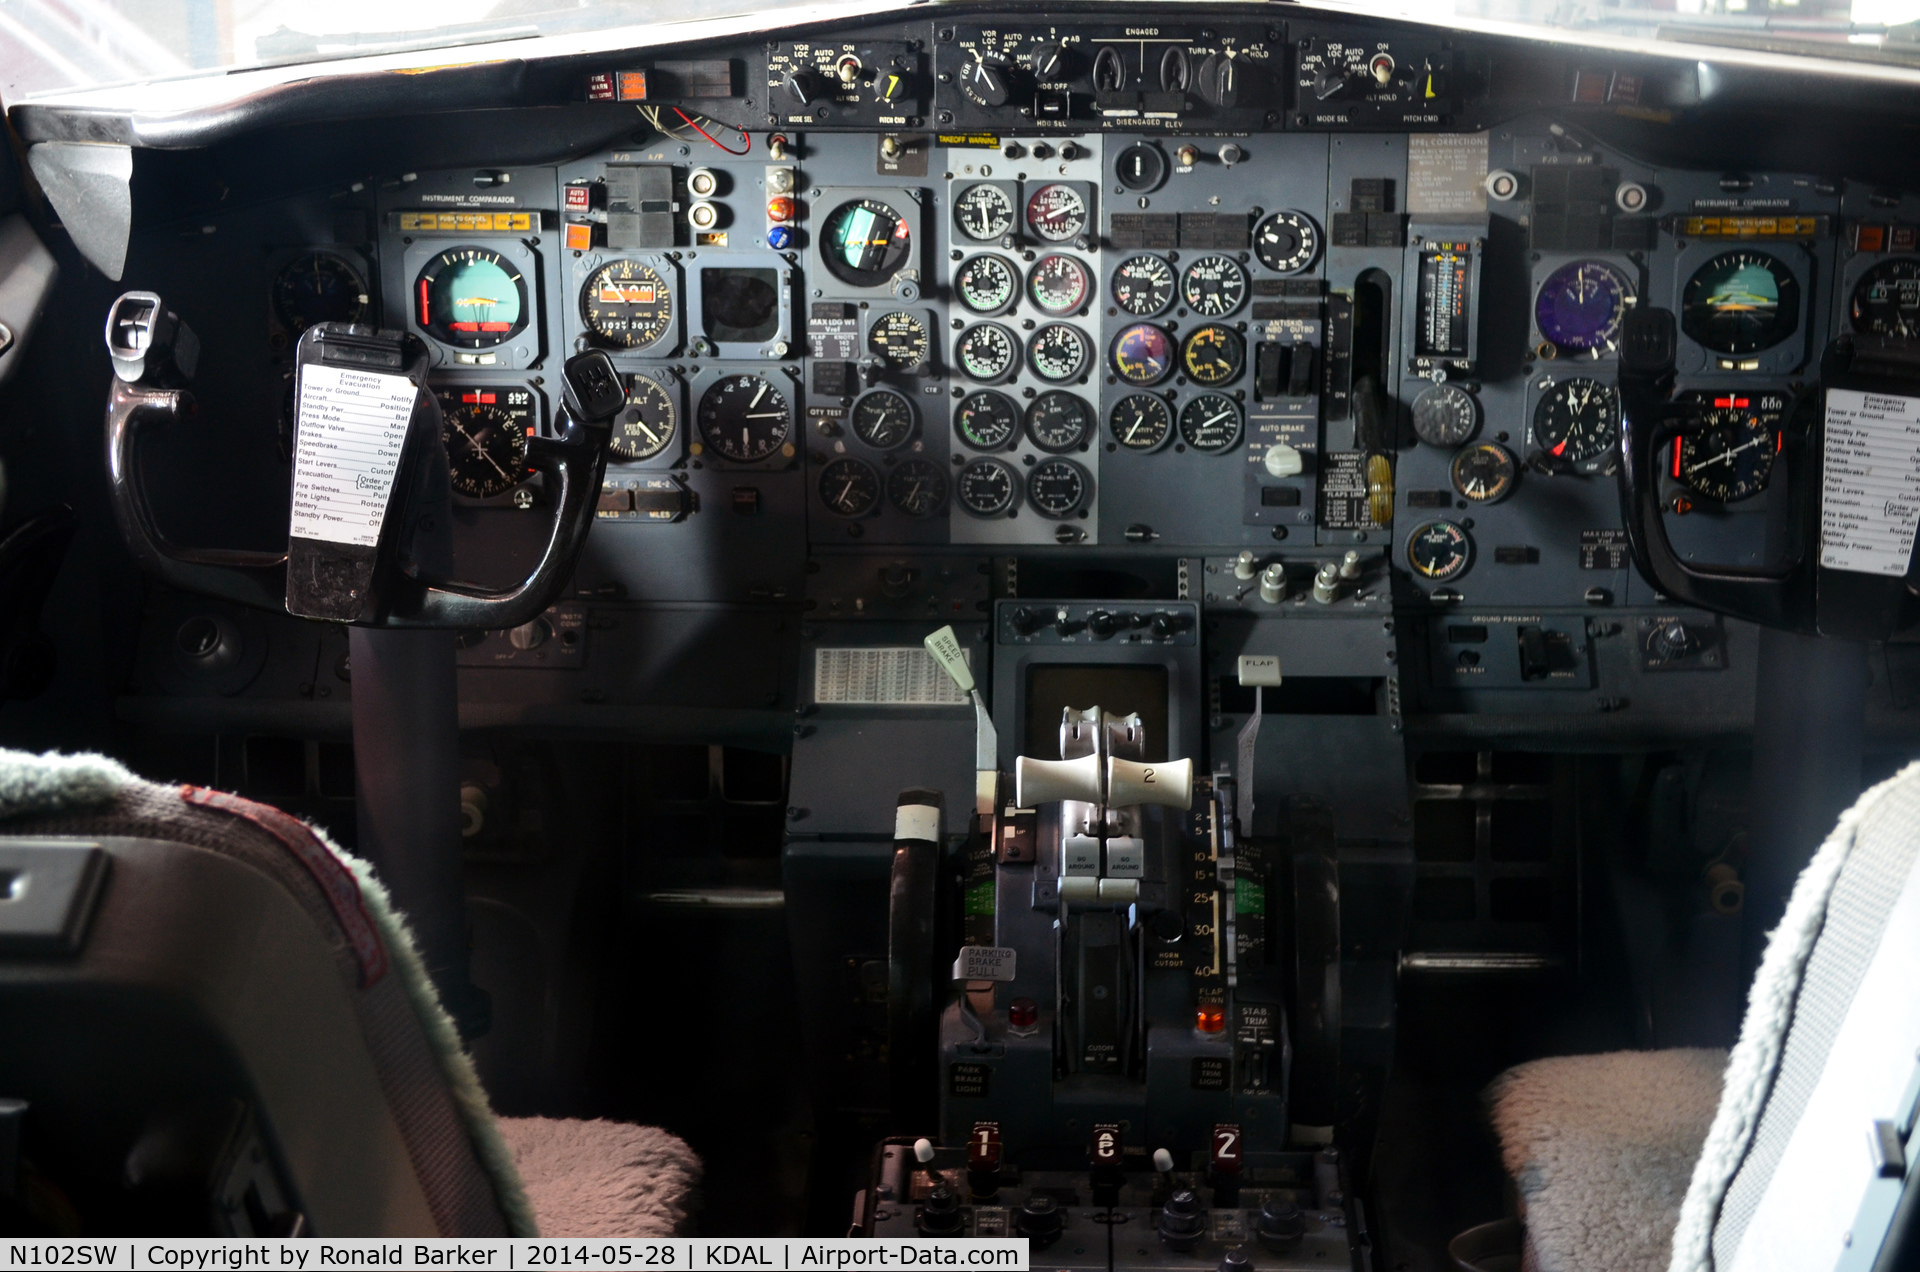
xmin=291 ymin=364 xmax=415 ymax=547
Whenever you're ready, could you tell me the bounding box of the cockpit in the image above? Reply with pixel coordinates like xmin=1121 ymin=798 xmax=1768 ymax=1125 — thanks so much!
xmin=0 ymin=0 xmax=1919 ymax=1265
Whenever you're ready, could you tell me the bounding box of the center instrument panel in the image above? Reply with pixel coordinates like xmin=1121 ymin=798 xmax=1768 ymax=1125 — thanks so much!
xmin=121 ymin=3 xmax=1920 ymax=726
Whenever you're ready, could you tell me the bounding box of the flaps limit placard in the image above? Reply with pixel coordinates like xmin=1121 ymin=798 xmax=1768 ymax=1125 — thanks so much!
xmin=1821 ymin=389 xmax=1920 ymax=577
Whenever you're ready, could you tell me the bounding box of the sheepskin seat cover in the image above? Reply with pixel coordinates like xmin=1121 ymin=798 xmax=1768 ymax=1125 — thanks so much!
xmin=1486 ymin=1048 xmax=1727 ymax=1272
xmin=497 ymin=1118 xmax=702 ymax=1237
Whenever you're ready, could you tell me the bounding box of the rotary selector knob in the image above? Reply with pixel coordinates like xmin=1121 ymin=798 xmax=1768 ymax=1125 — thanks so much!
xmin=1649 ymin=620 xmax=1699 ymax=660
xmin=960 ymin=57 xmax=1014 ymax=107
xmin=1159 ymin=1189 xmax=1207 ymax=1251
xmin=782 ymin=68 xmax=824 ymax=105
xmin=1088 ymin=610 xmax=1119 ymax=638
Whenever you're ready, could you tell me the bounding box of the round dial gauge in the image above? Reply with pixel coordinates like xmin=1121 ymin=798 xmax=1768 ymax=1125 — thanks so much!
xmin=1026 ymin=392 xmax=1094 ymax=451
xmin=1112 ymin=324 xmax=1175 ymax=385
xmin=439 ymin=391 xmax=532 ymax=498
xmin=1180 ymin=255 xmax=1248 ymax=317
xmin=955 ymin=184 xmax=1015 ymax=241
xmin=956 ymin=255 xmax=1018 ymax=314
xmin=698 ymin=374 xmax=792 ymax=462
xmin=955 ymin=391 xmax=1019 ymax=449
xmin=1028 ymin=323 xmax=1091 ymax=382
xmin=1674 ymin=391 xmax=1786 ymax=503
xmin=272 ymin=253 xmax=367 ymax=335
xmin=1532 ymin=377 xmax=1621 ymax=465
xmin=1181 ymin=325 xmax=1245 ymax=385
xmin=1112 ymin=255 xmax=1176 ymax=317
xmin=1028 ymin=254 xmax=1092 ymax=314
xmin=581 ymin=258 xmax=673 ymax=349
xmin=1411 ymin=382 xmax=1480 ymax=447
xmin=956 ymin=323 xmax=1019 ymax=382
xmin=1110 ymin=394 xmax=1173 ymax=451
xmin=1851 ymin=258 xmax=1920 ymax=338
xmin=1026 ymin=184 xmax=1089 ymax=243
xmin=1407 ymin=520 xmax=1473 ymax=582
xmin=958 ymin=457 xmax=1018 ymax=516
xmin=1178 ymin=393 xmax=1243 ymax=452
xmin=1450 ymin=443 xmax=1518 ymax=504
xmin=1681 ymin=250 xmax=1800 ymax=355
xmin=852 ymin=389 xmax=917 ymax=449
xmin=1027 ymin=457 xmax=1090 ymax=518
xmin=818 ymin=457 xmax=880 ymax=517
xmin=1535 ymin=261 xmax=1633 ymax=357
xmin=415 ymin=246 xmax=528 ymax=349
xmin=868 ymin=311 xmax=930 ymax=371
xmin=609 ymin=374 xmax=678 ymax=461
xmin=821 ymin=198 xmax=913 ymax=288
xmin=1254 ymin=211 xmax=1321 ymax=274
xmin=886 ymin=459 xmax=948 ymax=517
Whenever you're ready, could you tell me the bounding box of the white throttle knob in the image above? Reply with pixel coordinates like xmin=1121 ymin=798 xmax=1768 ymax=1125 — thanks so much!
xmin=1106 ymin=756 xmax=1193 ymax=810
xmin=1015 ymin=753 xmax=1104 ymax=807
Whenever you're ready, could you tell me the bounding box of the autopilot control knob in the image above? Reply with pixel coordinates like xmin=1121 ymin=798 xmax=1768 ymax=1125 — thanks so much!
xmin=1150 ymin=610 xmax=1189 ymax=638
xmin=1257 ymin=1197 xmax=1305 ymax=1251
xmin=1016 ymin=1194 xmax=1064 ymax=1247
xmin=1196 ymin=53 xmax=1247 ymax=108
xmin=960 ymin=57 xmax=1014 ymax=108
xmin=1009 ymin=606 xmax=1040 ymax=635
xmin=1310 ymin=64 xmax=1351 ymax=102
xmin=1088 ymin=610 xmax=1119 ymax=638
xmin=916 ymin=1184 xmax=965 ymax=1237
xmin=1030 ymin=42 xmax=1074 ymax=81
xmin=782 ymin=67 xmax=824 ymax=106
xmin=1159 ymin=1189 xmax=1207 ymax=1251
xmin=1649 ymin=620 xmax=1698 ymax=660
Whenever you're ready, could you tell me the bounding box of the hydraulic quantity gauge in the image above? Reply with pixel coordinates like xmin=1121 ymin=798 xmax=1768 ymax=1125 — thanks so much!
xmin=1673 ymin=391 xmax=1787 ymax=503
xmin=1681 ymin=250 xmax=1800 ymax=355
xmin=438 ymin=386 xmax=535 ymax=498
xmin=886 ymin=459 xmax=948 ymax=517
xmin=955 ymin=391 xmax=1019 ymax=449
xmin=1112 ymin=256 xmax=1176 ymax=317
xmin=1534 ymin=261 xmax=1633 ymax=358
xmin=1111 ymin=394 xmax=1173 ymax=451
xmin=581 ymin=259 xmax=673 ymax=350
xmin=698 ymin=375 xmax=792 ymax=462
xmin=416 ymin=247 xmax=528 ymax=349
xmin=1532 ymin=378 xmax=1620 ymax=468
xmin=609 ymin=374 xmax=679 ymax=461
xmin=272 ymin=253 xmax=368 ymax=336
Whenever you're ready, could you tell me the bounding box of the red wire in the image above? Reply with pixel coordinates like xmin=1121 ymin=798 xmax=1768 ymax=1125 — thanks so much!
xmin=672 ymin=107 xmax=750 ymax=155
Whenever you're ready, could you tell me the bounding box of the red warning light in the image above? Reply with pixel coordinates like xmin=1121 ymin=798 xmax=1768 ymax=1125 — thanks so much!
xmin=1196 ymin=1004 xmax=1226 ymax=1033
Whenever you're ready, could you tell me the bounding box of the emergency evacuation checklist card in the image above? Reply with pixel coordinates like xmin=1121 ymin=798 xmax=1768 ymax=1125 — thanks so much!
xmin=290 ymin=364 xmax=416 ymax=545
xmin=1822 ymin=389 xmax=1920 ymax=575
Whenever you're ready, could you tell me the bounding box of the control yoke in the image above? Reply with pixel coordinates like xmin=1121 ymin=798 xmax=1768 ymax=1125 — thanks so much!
xmin=104 ymin=292 xmax=619 ymax=629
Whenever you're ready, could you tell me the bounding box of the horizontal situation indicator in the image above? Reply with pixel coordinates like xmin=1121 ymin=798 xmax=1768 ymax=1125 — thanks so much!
xmin=397 ymin=211 xmax=540 ymax=233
